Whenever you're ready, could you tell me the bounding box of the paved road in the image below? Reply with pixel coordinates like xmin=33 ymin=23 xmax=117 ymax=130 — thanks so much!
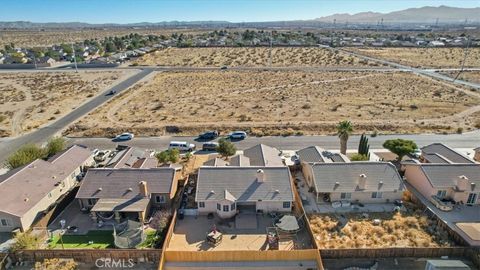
xmin=339 ymin=48 xmax=480 ymax=90
xmin=0 ymin=69 xmax=153 ymax=160
xmin=67 ymin=130 xmax=480 ymax=151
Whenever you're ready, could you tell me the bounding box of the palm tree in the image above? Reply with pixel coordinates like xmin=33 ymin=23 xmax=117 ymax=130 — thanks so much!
xmin=337 ymin=120 xmax=353 ymax=155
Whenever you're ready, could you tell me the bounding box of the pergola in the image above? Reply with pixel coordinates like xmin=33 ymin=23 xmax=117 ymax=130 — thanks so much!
xmin=90 ymin=197 xmax=150 ymax=223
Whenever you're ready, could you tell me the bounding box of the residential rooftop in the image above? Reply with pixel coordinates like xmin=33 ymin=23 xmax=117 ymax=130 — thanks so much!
xmin=243 ymin=144 xmax=284 ymax=167
xmin=421 ymin=143 xmax=475 ymax=164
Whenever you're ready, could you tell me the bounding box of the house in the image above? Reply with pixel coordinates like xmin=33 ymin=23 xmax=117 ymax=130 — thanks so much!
xmin=474 ymin=147 xmax=480 ymax=162
xmin=203 ymin=157 xmax=228 ymax=167
xmin=296 ymin=146 xmax=350 ymax=164
xmin=303 ymin=162 xmax=403 ymax=203
xmin=0 ymin=145 xmax=93 ymax=232
xmin=195 ymin=167 xmax=294 ymax=219
xmin=421 ymin=143 xmax=475 ymax=164
xmin=403 ymin=163 xmax=479 ymax=205
xmin=37 ymin=56 xmax=56 ymax=66
xmin=76 ymin=168 xmax=177 ymax=224
xmin=105 ymin=147 xmax=157 ymax=169
xmin=242 ymin=144 xmax=284 ymax=167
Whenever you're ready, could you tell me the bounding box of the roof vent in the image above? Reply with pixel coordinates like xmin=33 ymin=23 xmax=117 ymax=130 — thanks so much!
xmin=256 ymin=169 xmax=265 ymax=182
xmin=24 ymin=198 xmax=29 ymax=202
xmin=210 ymin=190 xmax=215 ymax=194
xmin=52 ymin=175 xmax=56 ymax=179
xmin=274 ymin=189 xmax=280 ymax=193
xmin=98 ymin=187 xmax=103 ymax=191
xmin=379 ymin=181 xmax=383 ymax=184
xmin=127 ymin=188 xmax=133 ymax=192
xmin=358 ymin=174 xmax=367 ymax=190
xmin=456 ymin=175 xmax=469 ymax=192
xmin=335 ymin=181 xmax=340 ymax=185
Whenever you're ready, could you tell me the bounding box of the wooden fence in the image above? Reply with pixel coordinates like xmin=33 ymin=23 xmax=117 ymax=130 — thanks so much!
xmin=320 ymin=247 xmax=475 ymax=259
xmin=11 ymin=249 xmax=160 ymax=264
xmin=164 ymin=249 xmax=321 ymax=263
xmin=158 ymin=210 xmax=178 ymax=270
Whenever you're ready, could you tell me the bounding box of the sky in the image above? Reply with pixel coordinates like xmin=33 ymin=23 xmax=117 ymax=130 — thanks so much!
xmin=2 ymin=0 xmax=479 ymax=23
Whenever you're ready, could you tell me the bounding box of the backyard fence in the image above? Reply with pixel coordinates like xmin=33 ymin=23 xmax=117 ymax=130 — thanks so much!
xmin=158 ymin=210 xmax=177 ymax=270
xmin=319 ymin=247 xmax=476 ymax=259
xmin=11 ymin=249 xmax=160 ymax=264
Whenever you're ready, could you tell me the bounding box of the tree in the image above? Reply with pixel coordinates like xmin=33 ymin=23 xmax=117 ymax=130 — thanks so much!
xmin=46 ymin=137 xmax=66 ymax=158
xmin=350 ymin=153 xmax=369 ymax=161
xmin=383 ymin=139 xmax=417 ymax=162
xmin=5 ymin=144 xmax=45 ymax=169
xmin=216 ymin=138 xmax=236 ymax=157
xmin=155 ymin=149 xmax=180 ymax=164
xmin=337 ymin=120 xmax=353 ymax=155
xmin=358 ymin=133 xmax=370 ymax=159
xmin=10 ymin=231 xmax=41 ymax=251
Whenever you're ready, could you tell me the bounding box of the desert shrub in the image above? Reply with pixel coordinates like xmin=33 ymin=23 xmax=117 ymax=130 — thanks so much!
xmin=11 ymin=231 xmax=42 ymax=251
xmin=0 ymin=114 xmax=6 ymax=122
xmin=456 ymin=127 xmax=463 ymax=134
xmin=46 ymin=137 xmax=66 ymax=158
xmin=216 ymin=138 xmax=236 ymax=157
xmin=155 ymin=149 xmax=180 ymax=164
xmin=5 ymin=144 xmax=46 ymax=169
xmin=350 ymin=153 xmax=369 ymax=161
xmin=35 ymin=259 xmax=77 ymax=270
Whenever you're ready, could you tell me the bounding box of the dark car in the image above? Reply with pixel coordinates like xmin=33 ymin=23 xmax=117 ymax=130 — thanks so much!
xmin=198 ymin=130 xmax=219 ymax=140
xmin=202 ymin=142 xmax=219 ymax=151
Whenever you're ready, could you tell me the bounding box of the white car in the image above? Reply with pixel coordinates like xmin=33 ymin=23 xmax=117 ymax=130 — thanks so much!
xmin=169 ymin=141 xmax=196 ymax=152
xmin=114 ymin=132 xmax=134 ymax=141
xmin=229 ymin=131 xmax=247 ymax=140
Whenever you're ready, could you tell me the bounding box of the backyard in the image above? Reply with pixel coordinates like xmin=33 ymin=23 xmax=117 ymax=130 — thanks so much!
xmin=309 ymin=210 xmax=455 ymax=249
xmin=48 ymin=230 xmax=114 ymax=249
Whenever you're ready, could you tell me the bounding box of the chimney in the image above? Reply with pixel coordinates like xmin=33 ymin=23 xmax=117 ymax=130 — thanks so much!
xmin=139 ymin=181 xmax=148 ymax=197
xmin=358 ymin=174 xmax=367 ymax=190
xmin=456 ymin=175 xmax=468 ymax=192
xmin=256 ymin=169 xmax=265 ymax=183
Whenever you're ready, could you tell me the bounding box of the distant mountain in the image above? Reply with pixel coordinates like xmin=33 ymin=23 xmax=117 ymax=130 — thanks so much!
xmin=315 ymin=6 xmax=480 ymax=23
xmin=0 ymin=20 xmax=231 ymax=29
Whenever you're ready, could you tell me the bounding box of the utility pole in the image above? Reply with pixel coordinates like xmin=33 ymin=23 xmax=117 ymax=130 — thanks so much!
xmin=454 ymin=36 xmax=471 ymax=83
xmin=33 ymin=54 xmax=37 ymax=70
xmin=71 ymin=43 xmax=78 ymax=73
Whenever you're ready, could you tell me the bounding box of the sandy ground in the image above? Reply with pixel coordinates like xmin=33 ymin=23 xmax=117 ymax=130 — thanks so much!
xmin=443 ymin=71 xmax=480 ymax=84
xmin=134 ymin=47 xmax=373 ymax=67
xmin=0 ymin=70 xmax=133 ymax=137
xmin=350 ymin=47 xmax=480 ymax=68
xmin=66 ymin=70 xmax=480 ymax=137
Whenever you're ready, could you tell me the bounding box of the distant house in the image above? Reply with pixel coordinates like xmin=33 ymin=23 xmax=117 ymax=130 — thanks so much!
xmin=429 ymin=41 xmax=445 ymax=47
xmin=303 ymin=162 xmax=403 ymax=203
xmin=37 ymin=56 xmax=56 ymax=66
xmin=242 ymin=144 xmax=284 ymax=167
xmin=195 ymin=167 xmax=294 ymax=218
xmin=404 ymin=163 xmax=479 ymax=205
xmin=76 ymin=168 xmax=177 ymax=224
xmin=0 ymin=145 xmax=93 ymax=232
xmin=420 ymin=143 xmax=476 ymax=164
xmin=105 ymin=147 xmax=157 ymax=169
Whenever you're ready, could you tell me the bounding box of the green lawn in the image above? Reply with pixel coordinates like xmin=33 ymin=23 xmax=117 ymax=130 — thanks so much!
xmin=48 ymin=230 xmax=114 ymax=249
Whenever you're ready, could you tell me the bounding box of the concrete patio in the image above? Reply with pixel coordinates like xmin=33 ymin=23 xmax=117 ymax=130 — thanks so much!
xmin=168 ymin=214 xmax=312 ymax=251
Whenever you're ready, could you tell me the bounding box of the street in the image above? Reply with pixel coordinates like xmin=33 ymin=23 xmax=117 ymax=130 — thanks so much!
xmin=66 ymin=130 xmax=480 ymax=151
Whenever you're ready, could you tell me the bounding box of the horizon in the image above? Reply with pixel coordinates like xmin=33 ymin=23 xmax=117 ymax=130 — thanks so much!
xmin=2 ymin=0 xmax=479 ymax=24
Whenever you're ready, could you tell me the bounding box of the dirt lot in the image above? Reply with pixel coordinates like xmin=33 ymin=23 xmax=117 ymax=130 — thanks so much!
xmin=66 ymin=70 xmax=480 ymax=137
xmin=443 ymin=71 xmax=480 ymax=84
xmin=134 ymin=47 xmax=373 ymax=67
xmin=350 ymin=47 xmax=480 ymax=68
xmin=309 ymin=211 xmax=454 ymax=249
xmin=0 ymin=28 xmax=206 ymax=48
xmin=0 ymin=70 xmax=132 ymax=137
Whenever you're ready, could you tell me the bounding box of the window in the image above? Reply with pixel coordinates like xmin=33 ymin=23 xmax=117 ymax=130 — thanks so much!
xmin=0 ymin=219 xmax=11 ymax=227
xmin=223 ymin=205 xmax=229 ymax=212
xmin=371 ymin=192 xmax=383 ymax=199
xmin=231 ymin=203 xmax=236 ymax=210
xmin=199 ymin=202 xmax=205 ymax=208
xmin=155 ymin=195 xmax=166 ymax=203
xmin=283 ymin=202 xmax=291 ymax=208
xmin=340 ymin=193 xmax=351 ymax=199
xmin=436 ymin=190 xmax=447 ymax=198
xmin=217 ymin=203 xmax=221 ymax=211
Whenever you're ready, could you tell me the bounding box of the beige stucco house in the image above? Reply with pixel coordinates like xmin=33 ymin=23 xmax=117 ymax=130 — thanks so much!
xmin=195 ymin=167 xmax=294 ymax=219
xmin=404 ymin=163 xmax=479 ymax=206
xmin=76 ymin=168 xmax=177 ymax=224
xmin=0 ymin=145 xmax=94 ymax=232
xmin=420 ymin=143 xmax=476 ymax=164
xmin=303 ymin=162 xmax=404 ymax=204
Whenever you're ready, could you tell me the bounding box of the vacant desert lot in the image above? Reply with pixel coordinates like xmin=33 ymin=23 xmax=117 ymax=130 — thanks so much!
xmin=0 ymin=70 xmax=131 ymax=137
xmin=66 ymin=70 xmax=480 ymax=137
xmin=309 ymin=212 xmax=453 ymax=249
xmin=135 ymin=47 xmax=372 ymax=67
xmin=443 ymin=71 xmax=480 ymax=84
xmin=350 ymin=47 xmax=480 ymax=68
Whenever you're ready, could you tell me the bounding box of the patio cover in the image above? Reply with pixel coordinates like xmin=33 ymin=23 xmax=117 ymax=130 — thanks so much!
xmin=275 ymin=215 xmax=300 ymax=232
xmin=91 ymin=197 xmax=149 ymax=212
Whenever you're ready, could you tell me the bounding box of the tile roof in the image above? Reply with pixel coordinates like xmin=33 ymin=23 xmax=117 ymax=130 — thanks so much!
xmin=296 ymin=146 xmax=326 ymax=163
xmin=418 ymin=163 xmax=480 ymax=191
xmin=243 ymin=144 xmax=284 ymax=167
xmin=106 ymin=147 xmax=157 ymax=169
xmin=311 ymin=162 xmax=403 ymax=193
xmin=421 ymin=143 xmax=475 ymax=164
xmin=76 ymin=168 xmax=175 ymax=199
xmin=195 ymin=166 xmax=293 ymax=202
xmin=0 ymin=145 xmax=92 ymax=217
xmin=203 ymin=158 xmax=228 ymax=167
xmin=423 ymin=153 xmax=451 ymax=164
xmin=229 ymin=154 xmax=250 ymax=166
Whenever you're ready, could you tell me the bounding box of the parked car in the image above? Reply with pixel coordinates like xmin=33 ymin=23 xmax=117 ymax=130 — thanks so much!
xmin=202 ymin=142 xmax=219 ymax=151
xmin=108 ymin=90 xmax=116 ymax=95
xmin=169 ymin=141 xmax=196 ymax=152
xmin=94 ymin=150 xmax=111 ymax=162
xmin=229 ymin=131 xmax=247 ymax=140
xmin=114 ymin=132 xmax=134 ymax=141
xmin=92 ymin=148 xmax=100 ymax=156
xmin=220 ymin=66 xmax=228 ymax=70
xmin=198 ymin=130 xmax=219 ymax=140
